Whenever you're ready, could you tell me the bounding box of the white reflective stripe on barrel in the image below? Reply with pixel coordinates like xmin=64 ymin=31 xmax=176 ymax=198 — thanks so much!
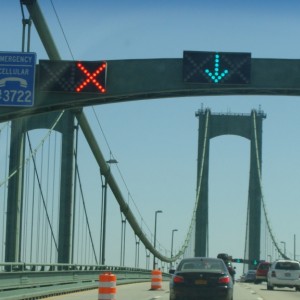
xmin=99 ymin=281 xmax=117 ymax=287
xmin=98 ymin=294 xmax=116 ymax=300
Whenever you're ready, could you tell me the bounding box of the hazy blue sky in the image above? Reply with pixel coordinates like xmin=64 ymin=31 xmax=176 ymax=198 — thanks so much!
xmin=2 ymin=0 xmax=300 ymax=276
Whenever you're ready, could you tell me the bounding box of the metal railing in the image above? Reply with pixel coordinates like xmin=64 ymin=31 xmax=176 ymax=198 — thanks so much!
xmin=0 ymin=262 xmax=171 ymax=300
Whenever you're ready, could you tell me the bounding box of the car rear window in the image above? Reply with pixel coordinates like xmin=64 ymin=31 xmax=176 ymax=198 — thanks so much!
xmin=179 ymin=259 xmax=225 ymax=272
xmin=259 ymin=264 xmax=270 ymax=270
xmin=275 ymin=262 xmax=300 ymax=270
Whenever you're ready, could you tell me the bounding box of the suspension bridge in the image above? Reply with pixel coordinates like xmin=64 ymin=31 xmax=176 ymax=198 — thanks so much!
xmin=0 ymin=1 xmax=298 ymax=298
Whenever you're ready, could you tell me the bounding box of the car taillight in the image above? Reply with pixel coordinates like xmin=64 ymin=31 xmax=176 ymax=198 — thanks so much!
xmin=173 ymin=275 xmax=184 ymax=283
xmin=218 ymin=276 xmax=230 ymax=284
xmin=271 ymin=271 xmax=276 ymax=277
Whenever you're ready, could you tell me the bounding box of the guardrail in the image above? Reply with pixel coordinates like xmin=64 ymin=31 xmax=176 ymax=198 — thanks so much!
xmin=0 ymin=263 xmax=171 ymax=300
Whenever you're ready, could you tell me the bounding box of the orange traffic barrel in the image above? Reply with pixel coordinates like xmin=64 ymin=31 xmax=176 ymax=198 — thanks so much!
xmin=151 ymin=269 xmax=162 ymax=290
xmin=98 ymin=272 xmax=117 ymax=300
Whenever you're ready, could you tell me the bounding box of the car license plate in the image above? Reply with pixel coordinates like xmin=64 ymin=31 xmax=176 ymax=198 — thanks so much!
xmin=285 ymin=273 xmax=291 ymax=277
xmin=195 ymin=279 xmax=207 ymax=285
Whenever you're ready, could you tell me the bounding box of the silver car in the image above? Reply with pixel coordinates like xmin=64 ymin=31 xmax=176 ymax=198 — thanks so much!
xmin=267 ymin=260 xmax=300 ymax=291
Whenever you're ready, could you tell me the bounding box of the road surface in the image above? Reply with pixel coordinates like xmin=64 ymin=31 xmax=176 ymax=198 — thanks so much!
xmin=44 ymin=281 xmax=300 ymax=300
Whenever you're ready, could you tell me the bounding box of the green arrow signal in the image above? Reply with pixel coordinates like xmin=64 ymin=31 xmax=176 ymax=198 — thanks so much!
xmin=205 ymin=53 xmax=229 ymax=83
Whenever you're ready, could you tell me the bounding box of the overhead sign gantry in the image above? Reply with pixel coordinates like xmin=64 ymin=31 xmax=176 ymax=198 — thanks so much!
xmin=0 ymin=50 xmax=300 ymax=121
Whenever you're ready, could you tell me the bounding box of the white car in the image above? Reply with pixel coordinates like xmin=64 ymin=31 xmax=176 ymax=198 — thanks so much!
xmin=267 ymin=259 xmax=300 ymax=291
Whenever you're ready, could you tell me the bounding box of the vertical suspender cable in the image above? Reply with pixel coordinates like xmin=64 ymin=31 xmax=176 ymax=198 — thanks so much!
xmin=74 ymin=165 xmax=99 ymax=264
xmin=1 ymin=124 xmax=10 ymax=261
xmin=44 ymin=135 xmax=51 ymax=262
xmin=252 ymin=111 xmax=288 ymax=259
xmin=29 ymin=163 xmax=36 ymax=263
xmin=22 ymin=157 xmax=30 ymax=261
xmin=243 ymin=188 xmax=250 ymax=274
xmin=26 ymin=136 xmax=58 ymax=252
xmin=36 ymin=142 xmax=44 ymax=261
xmin=76 ymin=190 xmax=82 ymax=263
xmin=71 ymin=123 xmax=79 ymax=264
xmin=50 ymin=134 xmax=57 ymax=263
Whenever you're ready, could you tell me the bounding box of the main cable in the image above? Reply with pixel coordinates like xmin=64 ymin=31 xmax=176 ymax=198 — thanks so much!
xmin=252 ymin=110 xmax=288 ymax=259
xmin=49 ymin=0 xmax=74 ymax=60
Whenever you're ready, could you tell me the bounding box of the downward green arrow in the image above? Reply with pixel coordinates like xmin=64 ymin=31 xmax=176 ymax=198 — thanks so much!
xmin=205 ymin=53 xmax=229 ymax=83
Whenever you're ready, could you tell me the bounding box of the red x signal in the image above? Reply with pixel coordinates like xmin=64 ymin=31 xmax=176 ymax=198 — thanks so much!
xmin=75 ymin=62 xmax=107 ymax=93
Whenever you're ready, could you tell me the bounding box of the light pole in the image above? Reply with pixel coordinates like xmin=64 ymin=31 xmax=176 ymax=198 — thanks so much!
xmin=280 ymin=241 xmax=286 ymax=257
xmin=153 ymin=210 xmax=162 ymax=269
xmin=294 ymin=234 xmax=296 ymax=260
xmin=170 ymin=229 xmax=178 ymax=269
xmin=120 ymin=214 xmax=126 ymax=267
xmin=146 ymin=249 xmax=150 ymax=270
xmin=135 ymin=236 xmax=140 ymax=268
xmin=99 ymin=158 xmax=118 ymax=265
xmin=267 ymin=254 xmax=272 ymax=262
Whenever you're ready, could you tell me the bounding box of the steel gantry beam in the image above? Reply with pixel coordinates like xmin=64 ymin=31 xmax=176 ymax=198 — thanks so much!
xmin=1 ymin=57 xmax=300 ymax=122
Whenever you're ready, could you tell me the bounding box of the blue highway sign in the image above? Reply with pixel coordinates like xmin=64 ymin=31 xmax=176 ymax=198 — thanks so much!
xmin=0 ymin=52 xmax=36 ymax=106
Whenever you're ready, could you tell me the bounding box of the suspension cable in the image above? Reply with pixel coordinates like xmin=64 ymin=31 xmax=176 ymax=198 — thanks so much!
xmin=44 ymin=133 xmax=52 ymax=262
xmin=74 ymin=155 xmax=99 ymax=264
xmin=91 ymin=108 xmax=154 ymax=243
xmin=29 ymin=161 xmax=36 ymax=263
xmin=252 ymin=111 xmax=288 ymax=259
xmin=180 ymin=109 xmax=210 ymax=257
xmin=26 ymin=133 xmax=58 ymax=252
xmin=0 ymin=111 xmax=65 ymax=188
xmin=22 ymin=153 xmax=31 ymax=261
xmin=49 ymin=0 xmax=74 ymax=60
xmin=243 ymin=185 xmax=250 ymax=273
xmin=50 ymin=133 xmax=58 ymax=263
xmin=91 ymin=107 xmax=197 ymax=259
xmin=1 ymin=122 xmax=10 ymax=261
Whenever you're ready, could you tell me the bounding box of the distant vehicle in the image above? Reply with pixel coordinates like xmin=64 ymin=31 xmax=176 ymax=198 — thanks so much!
xmin=169 ymin=257 xmax=234 ymax=300
xmin=217 ymin=253 xmax=230 ymax=261
xmin=244 ymin=270 xmax=256 ymax=282
xmin=255 ymin=261 xmax=271 ymax=284
xmin=217 ymin=253 xmax=236 ymax=283
xmin=267 ymin=259 xmax=300 ymax=291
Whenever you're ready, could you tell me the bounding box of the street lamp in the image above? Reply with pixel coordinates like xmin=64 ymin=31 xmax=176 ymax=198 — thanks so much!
xmin=280 ymin=241 xmax=286 ymax=257
xmin=135 ymin=236 xmax=140 ymax=268
xmin=120 ymin=214 xmax=126 ymax=267
xmin=170 ymin=229 xmax=178 ymax=269
xmin=99 ymin=158 xmax=118 ymax=265
xmin=153 ymin=210 xmax=163 ymax=269
xmin=267 ymin=254 xmax=272 ymax=262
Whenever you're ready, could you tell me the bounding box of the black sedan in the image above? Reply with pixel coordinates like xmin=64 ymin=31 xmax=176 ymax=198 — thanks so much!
xmin=169 ymin=257 xmax=234 ymax=300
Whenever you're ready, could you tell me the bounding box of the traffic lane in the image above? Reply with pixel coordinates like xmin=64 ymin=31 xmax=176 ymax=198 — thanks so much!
xmin=44 ymin=281 xmax=170 ymax=300
xmin=44 ymin=281 xmax=300 ymax=300
xmin=236 ymin=282 xmax=300 ymax=300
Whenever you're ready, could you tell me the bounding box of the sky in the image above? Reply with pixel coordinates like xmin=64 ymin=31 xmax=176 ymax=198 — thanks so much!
xmin=2 ymin=0 xmax=300 ymax=277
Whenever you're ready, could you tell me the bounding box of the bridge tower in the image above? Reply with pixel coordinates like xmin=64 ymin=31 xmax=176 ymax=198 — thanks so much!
xmin=195 ymin=108 xmax=266 ymax=265
xmin=5 ymin=110 xmax=77 ymax=264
